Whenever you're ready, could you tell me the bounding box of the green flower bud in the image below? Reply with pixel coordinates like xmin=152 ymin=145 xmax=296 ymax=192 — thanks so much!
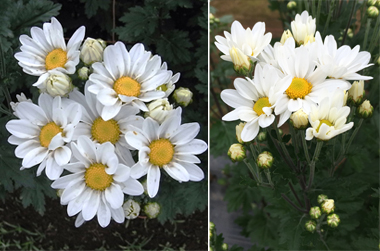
xmin=173 ymin=87 xmax=193 ymax=107
xmin=321 ymin=199 xmax=335 ymax=214
xmin=77 ymin=66 xmax=89 ymax=80
xmin=358 ymin=100 xmax=373 ymax=119
xmin=144 ymin=202 xmax=161 ymax=219
xmin=327 ymin=213 xmax=340 ymax=228
xmin=228 ymin=143 xmax=246 ymax=162
xmin=367 ymin=0 xmax=377 ymax=6
xmin=347 ymin=28 xmax=354 ymax=39
xmin=348 ymin=80 xmax=365 ymax=106
xmin=257 ymin=131 xmax=267 ymax=142
xmin=236 ymin=122 xmax=246 ymax=144
xmin=222 ymin=243 xmax=228 ymax=250
xmin=367 ymin=6 xmax=379 ymax=18
xmin=287 ymin=1 xmax=297 ymax=10
xmin=229 ymin=46 xmax=253 ymax=76
xmin=305 ymin=220 xmax=316 ymax=233
xmin=309 ymin=206 xmax=322 ymax=219
xmin=317 ymin=194 xmax=328 ymax=204
xmin=278 ymin=128 xmax=283 ymax=136
xmin=256 ymin=151 xmax=273 ymax=169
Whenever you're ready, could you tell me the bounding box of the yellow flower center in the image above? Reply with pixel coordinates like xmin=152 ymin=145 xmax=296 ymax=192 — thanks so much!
xmin=316 ymin=119 xmax=333 ymax=132
xmin=45 ymin=49 xmax=67 ymax=70
xmin=85 ymin=163 xmax=113 ymax=191
xmin=113 ymin=76 xmax=141 ymax=97
xmin=148 ymin=139 xmax=174 ymax=167
xmin=91 ymin=117 xmax=120 ymax=144
xmin=253 ymin=97 xmax=271 ymax=116
xmin=286 ymin=77 xmax=313 ymax=99
xmin=39 ymin=122 xmax=63 ymax=148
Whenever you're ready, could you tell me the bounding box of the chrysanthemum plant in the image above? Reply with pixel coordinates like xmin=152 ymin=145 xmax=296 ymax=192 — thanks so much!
xmin=4 ymin=17 xmax=207 ymax=228
xmin=212 ymin=1 xmax=378 ymax=249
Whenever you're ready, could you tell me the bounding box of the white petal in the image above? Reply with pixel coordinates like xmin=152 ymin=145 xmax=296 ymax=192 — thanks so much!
xmin=54 ymin=146 xmax=71 ymax=166
xmin=22 ymin=147 xmax=48 ymax=168
xmin=170 ymin=123 xmax=200 ymax=145
xmin=97 ymin=195 xmax=111 ymax=228
xmin=61 ymin=180 xmax=86 ymax=205
xmin=113 ymin=164 xmax=130 ymax=182
xmin=82 ymin=190 xmax=100 ymax=221
xmin=6 ymin=120 xmax=40 ymax=139
xmin=122 ymin=178 xmax=144 ymax=196
xmin=163 ymin=162 xmax=190 ymax=182
xmin=147 ymin=165 xmax=161 ymax=198
xmin=175 ymin=139 xmax=207 ymax=155
xmin=105 ymin=184 xmax=124 ymax=209
xmin=177 ymin=162 xmax=204 ymax=181
xmin=130 ymin=162 xmax=149 ymax=179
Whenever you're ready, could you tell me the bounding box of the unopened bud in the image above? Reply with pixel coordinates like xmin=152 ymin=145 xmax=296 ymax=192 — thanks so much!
xmin=305 ymin=220 xmax=316 ymax=233
xmin=173 ymin=87 xmax=193 ymax=107
xmin=229 ymin=46 xmax=252 ymax=75
xmin=228 ymin=143 xmax=246 ymax=162
xmin=317 ymin=194 xmax=328 ymax=204
xmin=346 ymin=28 xmax=354 ymax=39
xmin=303 ymin=34 xmax=315 ymax=45
xmin=367 ymin=6 xmax=379 ymax=18
xmin=123 ymin=199 xmax=141 ymax=220
xmin=96 ymin=38 xmax=107 ymax=49
xmin=56 ymin=189 xmax=63 ymax=197
xmin=343 ymin=90 xmax=348 ymax=106
xmin=36 ymin=70 xmax=73 ymax=97
xmin=358 ymin=100 xmax=373 ymax=118
xmin=321 ymin=199 xmax=335 ymax=214
xmin=348 ymin=80 xmax=365 ymax=106
xmin=222 ymin=243 xmax=228 ymax=250
xmin=80 ymin=37 xmax=104 ymax=65
xmin=327 ymin=213 xmax=340 ymax=228
xmin=144 ymin=202 xmax=161 ymax=219
xmin=256 ymin=151 xmax=273 ymax=169
xmin=367 ymin=0 xmax=377 ymax=6
xmin=290 ymin=109 xmax=309 ymax=129
xmin=236 ymin=122 xmax=246 ymax=143
xmin=145 ymin=98 xmax=174 ymax=124
xmin=280 ymin=30 xmax=293 ymax=45
xmin=287 ymin=1 xmax=297 ymax=10
xmin=257 ymin=131 xmax=267 ymax=142
xmin=309 ymin=206 xmax=322 ymax=219
xmin=77 ymin=66 xmax=89 ymax=80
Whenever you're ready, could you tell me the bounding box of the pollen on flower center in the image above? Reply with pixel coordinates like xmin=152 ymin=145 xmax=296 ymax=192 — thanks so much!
xmin=286 ymin=77 xmax=313 ymax=99
xmin=85 ymin=163 xmax=113 ymax=191
xmin=39 ymin=122 xmax=63 ymax=148
xmin=91 ymin=117 xmax=120 ymax=144
xmin=113 ymin=76 xmax=141 ymax=97
xmin=45 ymin=48 xmax=67 ymax=70
xmin=148 ymin=139 xmax=174 ymax=167
xmin=316 ymin=119 xmax=333 ymax=132
xmin=253 ymin=97 xmax=271 ymax=116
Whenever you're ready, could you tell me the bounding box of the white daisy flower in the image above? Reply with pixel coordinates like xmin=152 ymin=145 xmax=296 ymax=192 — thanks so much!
xmin=315 ymin=32 xmax=373 ymax=81
xmin=290 ymin=10 xmax=316 ymax=45
xmin=69 ymin=83 xmax=143 ymax=163
xmin=6 ymin=94 xmax=81 ymax=180
xmin=274 ymin=46 xmax=349 ymax=126
xmin=306 ymin=90 xmax=354 ymax=141
xmin=157 ymin=62 xmax=180 ymax=98
xmin=125 ymin=107 xmax=207 ymax=198
xmin=87 ymin=42 xmax=171 ymax=120
xmin=51 ymin=136 xmax=144 ymax=228
xmin=14 ymin=17 xmax=85 ymax=84
xmin=215 ymin=20 xmax=272 ymax=63
xmin=221 ymin=64 xmax=292 ymax=142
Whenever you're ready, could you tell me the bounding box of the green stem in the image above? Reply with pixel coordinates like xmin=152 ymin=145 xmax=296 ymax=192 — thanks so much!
xmin=363 ymin=18 xmax=372 ymax=50
xmin=306 ymin=141 xmax=324 ymax=191
xmin=249 ymin=142 xmax=258 ymax=160
xmin=340 ymin=0 xmax=357 ymax=46
xmin=305 ymin=0 xmax=310 ymax=13
xmin=368 ymin=20 xmax=380 ymax=54
xmin=264 ymin=169 xmax=274 ymax=188
xmin=273 ymin=123 xmax=296 ymax=169
xmin=345 ymin=118 xmax=364 ymax=154
xmin=244 ymin=159 xmax=260 ymax=183
xmin=316 ymin=214 xmax=330 ymax=250
xmin=300 ymin=130 xmax=311 ymax=165
xmin=311 ymin=0 xmax=316 ymax=17
xmin=254 ymin=138 xmax=262 ymax=153
xmin=323 ymin=0 xmax=336 ymax=35
xmin=281 ymin=193 xmax=308 ymax=214
xmin=289 ymin=125 xmax=299 ymax=157
xmin=316 ymin=0 xmax=323 ymax=28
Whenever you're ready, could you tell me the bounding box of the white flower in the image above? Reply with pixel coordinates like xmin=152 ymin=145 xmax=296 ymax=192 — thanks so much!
xmin=315 ymin=32 xmax=373 ymax=81
xmin=145 ymin=98 xmax=174 ymax=124
xmin=306 ymin=91 xmax=354 ymax=141
xmin=173 ymin=87 xmax=193 ymax=107
xmin=275 ymin=45 xmax=349 ymax=126
xmin=125 ymin=107 xmax=207 ymax=198
xmin=87 ymin=42 xmax=170 ymax=120
xmin=6 ymin=94 xmax=81 ymax=180
xmin=51 ymin=136 xmax=144 ymax=228
xmin=69 ymin=83 xmax=143 ymax=164
xmin=14 ymin=17 xmax=85 ymax=84
xmin=290 ymin=10 xmax=316 ymax=45
xmin=215 ymin=20 xmax=272 ymax=62
xmin=229 ymin=46 xmax=252 ymax=72
xmin=10 ymin=93 xmax=32 ymax=117
xmin=257 ymin=38 xmax=295 ymax=73
xmin=221 ymin=64 xmax=292 ymax=141
xmin=80 ymin=37 xmax=104 ymax=65
xmin=34 ymin=70 xmax=73 ymax=97
xmin=157 ymin=62 xmax=180 ymax=98
xmin=123 ymin=199 xmax=140 ymax=220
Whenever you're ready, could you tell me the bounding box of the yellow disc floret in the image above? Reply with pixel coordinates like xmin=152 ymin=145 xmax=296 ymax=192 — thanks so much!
xmin=85 ymin=163 xmax=113 ymax=191
xmin=113 ymin=76 xmax=141 ymax=97
xmin=39 ymin=122 xmax=63 ymax=148
xmin=91 ymin=117 xmax=120 ymax=144
xmin=286 ymin=77 xmax=313 ymax=99
xmin=45 ymin=49 xmax=68 ymax=70
xmin=148 ymin=139 xmax=175 ymax=167
xmin=253 ymin=97 xmax=271 ymax=116
xmin=316 ymin=119 xmax=333 ymax=132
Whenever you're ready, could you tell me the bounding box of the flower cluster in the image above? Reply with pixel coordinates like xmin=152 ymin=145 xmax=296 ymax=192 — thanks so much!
xmin=7 ymin=18 xmax=207 ymax=227
xmin=306 ymin=194 xmax=340 ymax=233
xmin=216 ymin=10 xmax=373 ymax=142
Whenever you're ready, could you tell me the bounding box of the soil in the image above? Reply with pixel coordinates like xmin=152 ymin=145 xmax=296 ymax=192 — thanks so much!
xmin=0 ymin=192 xmax=208 ymax=250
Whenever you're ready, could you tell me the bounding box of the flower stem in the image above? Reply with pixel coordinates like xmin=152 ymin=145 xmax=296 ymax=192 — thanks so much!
xmin=289 ymin=125 xmax=299 ymax=157
xmin=323 ymin=0 xmax=336 ymax=35
xmin=264 ymin=169 xmax=274 ymax=188
xmin=254 ymin=138 xmax=262 ymax=153
xmin=306 ymin=141 xmax=323 ymax=191
xmin=266 ymin=128 xmax=296 ymax=172
xmin=281 ymin=193 xmax=308 ymax=214
xmin=288 ymin=182 xmax=304 ymax=207
xmin=340 ymin=0 xmax=357 ymax=46
xmin=345 ymin=118 xmax=364 ymax=155
xmin=316 ymin=214 xmax=330 ymax=250
xmin=300 ymin=130 xmax=311 ymax=165
xmin=249 ymin=142 xmax=258 ymax=160
xmin=244 ymin=159 xmax=260 ymax=183
xmin=363 ymin=18 xmax=372 ymax=50
xmin=316 ymin=0 xmax=322 ymax=29
xmin=273 ymin=123 xmax=296 ymax=170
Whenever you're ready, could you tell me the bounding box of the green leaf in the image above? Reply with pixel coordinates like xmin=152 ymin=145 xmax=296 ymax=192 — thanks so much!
xmin=79 ymin=0 xmax=110 ymax=18
xmin=156 ymin=30 xmax=192 ymax=65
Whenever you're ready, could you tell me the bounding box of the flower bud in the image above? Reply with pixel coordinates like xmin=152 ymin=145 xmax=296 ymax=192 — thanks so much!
xmin=287 ymin=1 xmax=297 ymax=10
xmin=229 ymin=46 xmax=252 ymax=75
xmin=123 ymin=199 xmax=141 ymax=220
xmin=96 ymin=38 xmax=107 ymax=49
xmin=278 ymin=128 xmax=283 ymax=136
xmin=309 ymin=206 xmax=322 ymax=219
xmin=35 ymin=70 xmax=73 ymax=97
xmin=145 ymin=98 xmax=174 ymax=124
xmin=317 ymin=194 xmax=328 ymax=204
xmin=327 ymin=213 xmax=340 ymax=228
xmin=228 ymin=143 xmax=246 ymax=162
xmin=348 ymin=80 xmax=365 ymax=106
xmin=173 ymin=87 xmax=193 ymax=107
xmin=280 ymin=30 xmax=293 ymax=45
xmin=343 ymin=90 xmax=348 ymax=106
xmin=256 ymin=151 xmax=273 ymax=169
xmin=367 ymin=0 xmax=377 ymax=6
xmin=236 ymin=122 xmax=246 ymax=143
xmin=77 ymin=66 xmax=89 ymax=80
xmin=222 ymin=243 xmax=228 ymax=250
xmin=358 ymin=100 xmax=373 ymax=118
xmin=367 ymin=6 xmax=379 ymax=18
xmin=144 ymin=202 xmax=161 ymax=219
xmin=56 ymin=189 xmax=63 ymax=197
xmin=321 ymin=199 xmax=335 ymax=214
xmin=257 ymin=131 xmax=267 ymax=142
xmin=80 ymin=37 xmax=104 ymax=65
xmin=290 ymin=109 xmax=309 ymax=129
xmin=305 ymin=220 xmax=316 ymax=233
xmin=346 ymin=28 xmax=354 ymax=39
